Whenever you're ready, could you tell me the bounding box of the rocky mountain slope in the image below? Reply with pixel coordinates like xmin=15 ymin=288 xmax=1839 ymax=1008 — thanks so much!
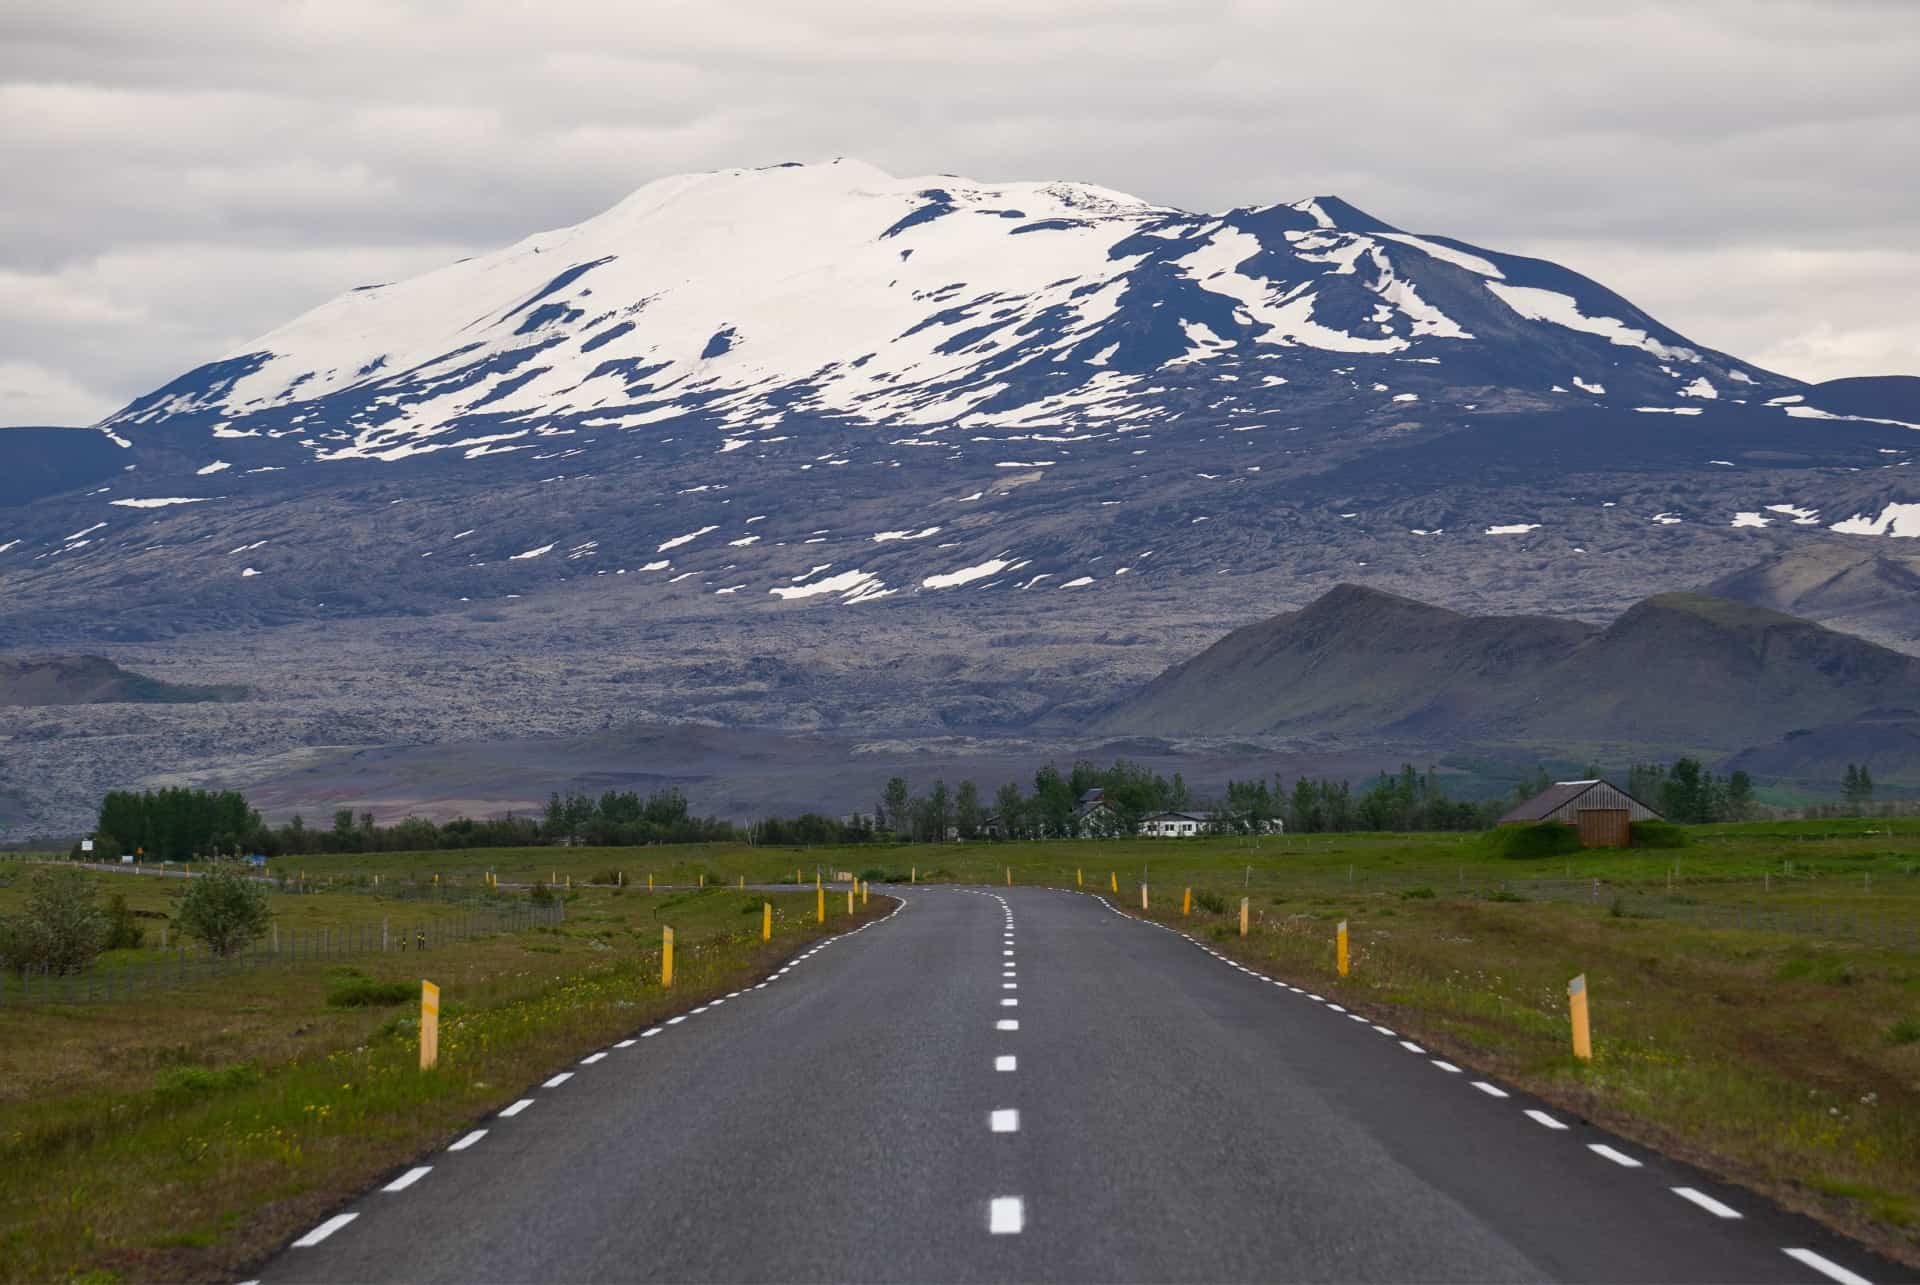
xmin=1093 ymin=584 xmax=1920 ymax=756
xmin=0 ymin=655 xmax=248 ymax=706
xmin=0 ymin=159 xmax=1913 ymax=646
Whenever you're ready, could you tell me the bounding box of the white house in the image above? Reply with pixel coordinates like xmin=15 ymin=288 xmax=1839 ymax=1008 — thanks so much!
xmin=1139 ymin=810 xmax=1212 ymax=838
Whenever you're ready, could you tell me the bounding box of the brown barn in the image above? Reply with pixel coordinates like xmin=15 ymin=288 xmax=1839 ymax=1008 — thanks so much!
xmin=1498 ymin=779 xmax=1661 ymax=849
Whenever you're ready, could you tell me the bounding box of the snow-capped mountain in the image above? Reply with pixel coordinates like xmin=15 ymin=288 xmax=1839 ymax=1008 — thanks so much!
xmin=2 ymin=159 xmax=1914 ymax=640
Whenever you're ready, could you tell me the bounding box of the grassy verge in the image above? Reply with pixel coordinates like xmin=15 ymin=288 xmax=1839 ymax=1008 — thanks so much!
xmin=0 ymin=885 xmax=890 ymax=1283
xmin=1114 ymin=881 xmax=1920 ymax=1266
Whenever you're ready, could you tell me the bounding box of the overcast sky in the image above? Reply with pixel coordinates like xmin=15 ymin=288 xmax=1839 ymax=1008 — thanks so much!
xmin=2 ymin=0 xmax=1915 ymax=426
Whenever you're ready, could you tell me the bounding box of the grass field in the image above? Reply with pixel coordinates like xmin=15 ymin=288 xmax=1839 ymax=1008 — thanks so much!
xmin=3 ymin=819 xmax=1917 ymax=1272
xmin=0 ymin=880 xmax=890 ymax=1283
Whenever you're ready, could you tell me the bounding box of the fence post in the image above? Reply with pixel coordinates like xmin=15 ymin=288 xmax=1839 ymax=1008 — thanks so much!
xmin=1569 ymin=974 xmax=1592 ymax=1060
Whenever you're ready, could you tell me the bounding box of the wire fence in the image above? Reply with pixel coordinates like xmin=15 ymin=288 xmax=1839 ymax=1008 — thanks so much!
xmin=0 ymin=899 xmax=565 ymax=1008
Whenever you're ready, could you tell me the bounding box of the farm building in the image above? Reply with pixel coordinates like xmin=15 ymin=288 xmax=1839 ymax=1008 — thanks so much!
xmin=1498 ymin=779 xmax=1661 ymax=848
xmin=1140 ymin=810 xmax=1213 ymax=838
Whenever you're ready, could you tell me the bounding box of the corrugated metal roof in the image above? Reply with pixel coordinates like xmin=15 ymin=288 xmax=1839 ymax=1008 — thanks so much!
xmin=1498 ymin=780 xmax=1602 ymax=824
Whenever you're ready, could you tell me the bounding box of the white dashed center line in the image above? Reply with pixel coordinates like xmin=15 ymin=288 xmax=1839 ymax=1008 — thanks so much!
xmin=997 ymin=1018 xmax=1019 ymax=1031
xmin=614 ymin=1038 xmax=636 ymax=1048
xmin=989 ymin=1196 xmax=1025 ymax=1234
xmin=1672 ymin=1187 xmax=1742 ymax=1219
xmin=1472 ymin=1081 xmax=1510 ymax=1098
xmin=1431 ymin=1060 xmax=1463 ymax=1073
xmin=382 ymin=1166 xmax=432 ymax=1193
xmin=498 ymin=1098 xmax=534 ymax=1118
xmin=1783 ymin=1248 xmax=1872 ymax=1285
xmin=543 ymin=1072 xmax=573 ymax=1088
xmin=1399 ymin=1040 xmax=1426 ymax=1054
xmin=990 ymin=1108 xmax=1020 ymax=1133
xmin=1524 ymin=1109 xmax=1567 ymax=1130
xmin=1000 ymin=997 xmax=1019 ymax=1007
xmin=580 ymin=1052 xmax=607 ymax=1064
xmin=448 ymin=1129 xmax=488 ymax=1151
xmin=1003 ymin=982 xmax=1019 ymax=989
xmin=996 ymin=1055 xmax=1017 ymax=1072
xmin=292 ymin=1213 xmax=358 ymax=1247
xmin=1588 ymin=1144 xmax=1641 ymax=1167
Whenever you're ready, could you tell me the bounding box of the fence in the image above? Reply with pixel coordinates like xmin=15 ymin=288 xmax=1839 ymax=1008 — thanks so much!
xmin=0 ymin=899 xmax=565 ymax=1007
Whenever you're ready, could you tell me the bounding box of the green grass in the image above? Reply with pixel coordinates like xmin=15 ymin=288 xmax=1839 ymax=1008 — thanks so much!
xmin=0 ymin=884 xmax=888 ymax=1283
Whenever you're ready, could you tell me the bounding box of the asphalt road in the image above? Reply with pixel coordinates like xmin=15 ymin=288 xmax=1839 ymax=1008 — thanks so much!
xmin=256 ymin=886 xmax=1906 ymax=1284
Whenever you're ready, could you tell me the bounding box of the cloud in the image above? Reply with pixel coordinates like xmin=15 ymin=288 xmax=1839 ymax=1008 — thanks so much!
xmin=1 ymin=0 xmax=1915 ymax=421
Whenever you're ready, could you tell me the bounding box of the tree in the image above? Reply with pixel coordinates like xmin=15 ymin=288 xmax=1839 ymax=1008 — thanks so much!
xmin=1660 ymin=758 xmax=1708 ymax=823
xmin=993 ymin=781 xmax=1025 ymax=839
xmin=0 ymin=867 xmax=106 ymax=975
xmin=1844 ymin=764 xmax=1874 ymax=804
xmin=175 ymin=868 xmax=273 ymax=957
xmin=1725 ymin=770 xmax=1754 ymax=820
xmin=881 ymin=777 xmax=911 ymax=838
xmin=955 ymin=780 xmax=983 ymax=840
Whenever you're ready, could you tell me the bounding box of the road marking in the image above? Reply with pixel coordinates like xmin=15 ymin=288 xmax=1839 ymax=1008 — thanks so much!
xmin=1328 ymin=1003 xmax=1347 ymax=1012
xmin=1472 ymin=1082 xmax=1509 ymax=1098
xmin=990 ymin=1109 xmax=1020 ymax=1133
xmin=1672 ymin=1187 xmax=1742 ymax=1219
xmin=1399 ymin=1040 xmax=1426 ymax=1054
xmin=1346 ymin=1013 xmax=1368 ymax=1023
xmin=1372 ymin=1025 xmax=1396 ymax=1035
xmin=498 ymin=1098 xmax=534 ymax=1118
xmin=1431 ymin=1060 xmax=1463 ymax=1073
xmin=689 ymin=1005 xmax=710 ymax=1014
xmin=726 ymin=991 xmax=741 ymax=998
xmin=292 ymin=1213 xmax=358 ymax=1247
xmin=1003 ymin=949 xmax=1014 ymax=957
xmin=754 ymin=982 xmax=767 ymax=989
xmin=1307 ymin=993 xmax=1324 ymax=1001
xmin=1003 ymin=982 xmax=1019 ymax=989
xmin=997 ymin=1019 xmax=1019 ymax=1031
xmin=614 ymin=1039 xmax=637 ymax=1048
xmin=1588 ymin=1144 xmax=1641 ymax=1167
xmin=543 ymin=1072 xmax=574 ymax=1087
xmin=989 ymin=1196 xmax=1025 ymax=1234
xmin=448 ymin=1129 xmax=487 ymax=1151
xmin=382 ymin=1167 xmax=432 ymax=1193
xmin=996 ymin=1055 xmax=1017 ymax=1072
xmin=641 ymin=1027 xmax=662 ymax=1037
xmin=666 ymin=1016 xmax=687 ymax=1025
xmin=1524 ymin=1109 xmax=1568 ymax=1130
xmin=580 ymin=1052 xmax=608 ymax=1064
xmin=1783 ymin=1248 xmax=1872 ymax=1285
xmin=709 ymin=999 xmax=726 ymax=1007
xmin=1001 ymin=997 xmax=1019 ymax=1007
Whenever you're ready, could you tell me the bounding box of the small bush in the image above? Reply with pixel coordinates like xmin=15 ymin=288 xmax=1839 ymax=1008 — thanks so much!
xmin=1776 ymin=953 xmax=1855 ymax=987
xmin=175 ymin=869 xmax=271 ymax=957
xmin=858 ymin=867 xmax=889 ymax=882
xmin=153 ymin=1063 xmax=258 ymax=1101
xmin=0 ymin=867 xmax=106 ymax=974
xmin=1882 ymin=1018 xmax=1920 ymax=1047
xmin=103 ymin=894 xmax=146 ymax=950
xmin=529 ymin=882 xmax=555 ymax=906
xmin=1399 ymin=886 xmax=1436 ymax=900
xmin=1484 ymin=888 xmax=1525 ymax=903
xmin=1484 ymin=822 xmax=1581 ymax=860
xmin=1194 ymin=890 xmax=1228 ymax=914
xmin=326 ymin=976 xmax=416 ymax=1008
xmin=1631 ymin=820 xmax=1691 ymax=849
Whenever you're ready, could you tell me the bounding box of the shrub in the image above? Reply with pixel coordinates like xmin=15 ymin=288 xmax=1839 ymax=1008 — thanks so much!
xmin=858 ymin=867 xmax=889 ymax=883
xmin=153 ymin=1063 xmax=258 ymax=1101
xmin=1483 ymin=822 xmax=1581 ymax=860
xmin=529 ymin=882 xmax=555 ymax=906
xmin=1399 ymin=886 xmax=1436 ymax=900
xmin=1631 ymin=820 xmax=1691 ymax=849
xmin=1882 ymin=1017 xmax=1920 ymax=1047
xmin=1194 ymin=890 xmax=1228 ymax=914
xmin=326 ymin=976 xmax=416 ymax=1007
xmin=175 ymin=868 xmax=272 ymax=957
xmin=103 ymin=894 xmax=146 ymax=950
xmin=0 ymin=867 xmax=106 ymax=974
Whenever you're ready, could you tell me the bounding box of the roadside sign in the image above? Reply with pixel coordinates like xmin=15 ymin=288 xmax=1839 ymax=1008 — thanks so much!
xmin=80 ymin=839 xmax=94 ymax=853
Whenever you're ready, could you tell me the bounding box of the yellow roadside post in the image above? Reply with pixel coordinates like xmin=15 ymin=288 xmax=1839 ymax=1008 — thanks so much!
xmin=1182 ymin=887 xmax=1192 ymax=917
xmin=661 ymin=927 xmax=674 ymax=987
xmin=739 ymin=875 xmax=745 ymax=889
xmin=911 ymin=866 xmax=917 ymax=884
xmin=817 ymin=882 xmax=825 ymax=924
xmin=847 ymin=883 xmax=855 ymax=916
xmin=1569 ymin=974 xmax=1592 ymax=1061
xmin=1141 ymin=882 xmax=1149 ymax=910
xmin=1337 ymin=920 xmax=1350 ymax=977
xmin=862 ymin=880 xmax=870 ymax=906
xmin=419 ymin=981 xmax=440 ymax=1071
xmin=1110 ymin=871 xmax=1119 ymax=893
xmin=1239 ymin=897 xmax=1250 ymax=936
xmin=1077 ymin=868 xmax=1083 ymax=888
xmin=566 ymin=874 xmax=572 ymax=889
xmin=762 ymin=902 xmax=772 ymax=941
xmin=433 ymin=872 xmax=439 ymax=885
xmin=1006 ymin=866 xmax=1012 ymax=887
xmin=699 ymin=873 xmax=705 ymax=889
xmin=648 ymin=873 xmax=655 ymax=893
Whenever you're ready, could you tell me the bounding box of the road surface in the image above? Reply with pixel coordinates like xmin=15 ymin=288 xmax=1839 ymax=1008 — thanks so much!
xmin=256 ymin=885 xmax=1903 ymax=1284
